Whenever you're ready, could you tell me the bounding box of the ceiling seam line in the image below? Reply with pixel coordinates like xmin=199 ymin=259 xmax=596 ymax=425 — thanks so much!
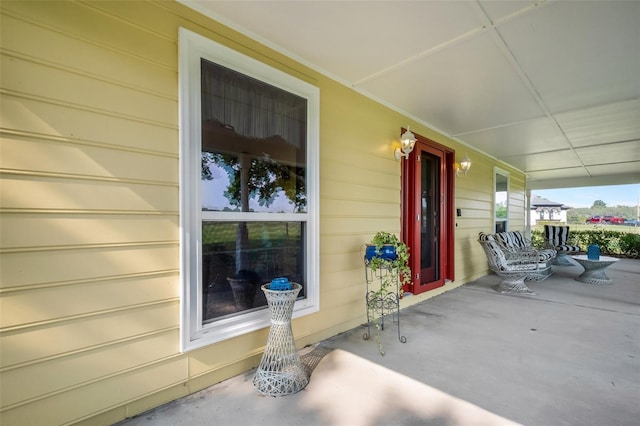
xmin=352 ymin=26 xmax=488 ymax=87
xmin=474 ymin=0 xmax=592 ymax=178
xmin=452 ymin=116 xmax=548 ymax=137
xmin=527 ymin=160 xmax=640 ymax=173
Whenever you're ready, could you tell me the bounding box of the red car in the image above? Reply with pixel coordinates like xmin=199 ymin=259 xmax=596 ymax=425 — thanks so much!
xmin=586 ymin=216 xmax=604 ymax=223
xmin=610 ymin=216 xmax=625 ymax=224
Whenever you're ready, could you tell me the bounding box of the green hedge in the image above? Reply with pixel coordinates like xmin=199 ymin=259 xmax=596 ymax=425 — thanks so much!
xmin=531 ymin=228 xmax=640 ymax=259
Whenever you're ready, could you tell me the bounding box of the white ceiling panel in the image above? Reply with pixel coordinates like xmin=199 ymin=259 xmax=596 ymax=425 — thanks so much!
xmin=502 ymin=150 xmax=583 ymax=172
xmin=586 ymin=163 xmax=640 ymax=178
xmin=496 ymin=1 xmax=640 ymax=113
xmin=575 ymin=140 xmax=640 ymax=166
xmin=527 ymin=166 xmax=590 ymax=181
xmin=555 ymin=99 xmax=640 ymax=148
xmin=458 ymin=116 xmax=569 ymax=157
xmin=181 ymin=0 xmax=640 ymax=190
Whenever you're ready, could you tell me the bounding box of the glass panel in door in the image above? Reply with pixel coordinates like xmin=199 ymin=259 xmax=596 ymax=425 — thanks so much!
xmin=420 ymin=150 xmax=440 ymax=284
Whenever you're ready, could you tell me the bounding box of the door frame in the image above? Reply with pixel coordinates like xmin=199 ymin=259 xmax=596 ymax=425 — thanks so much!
xmin=401 ymin=131 xmax=455 ymax=294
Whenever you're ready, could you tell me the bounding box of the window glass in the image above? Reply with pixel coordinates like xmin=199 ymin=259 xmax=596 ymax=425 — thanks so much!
xmin=495 ymin=169 xmax=509 ymax=233
xmin=202 ymin=221 xmax=304 ymax=321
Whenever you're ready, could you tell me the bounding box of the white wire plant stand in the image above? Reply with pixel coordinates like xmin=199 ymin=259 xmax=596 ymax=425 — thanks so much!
xmin=252 ymin=283 xmax=309 ymax=396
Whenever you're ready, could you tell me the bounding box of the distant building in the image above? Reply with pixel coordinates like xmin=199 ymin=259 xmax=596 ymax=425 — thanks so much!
xmin=530 ymin=195 xmax=571 ymax=225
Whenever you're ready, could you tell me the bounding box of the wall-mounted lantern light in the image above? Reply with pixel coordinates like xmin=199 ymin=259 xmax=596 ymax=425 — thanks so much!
xmin=456 ymin=153 xmax=472 ymax=176
xmin=394 ymin=126 xmax=417 ymax=160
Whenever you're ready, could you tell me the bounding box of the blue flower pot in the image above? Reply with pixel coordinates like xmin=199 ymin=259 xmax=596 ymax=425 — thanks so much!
xmin=364 ymin=244 xmax=397 ymax=261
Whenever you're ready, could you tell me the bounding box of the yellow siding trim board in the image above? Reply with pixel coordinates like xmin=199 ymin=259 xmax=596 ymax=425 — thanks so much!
xmin=0 ymin=208 xmax=179 ymax=216
xmin=1 ymin=240 xmax=177 ymax=255
xmin=0 ymin=269 xmax=178 ymax=294
xmin=1 ymin=168 xmax=176 ymax=191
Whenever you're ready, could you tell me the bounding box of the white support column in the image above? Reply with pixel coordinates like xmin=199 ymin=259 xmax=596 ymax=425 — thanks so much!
xmin=525 ymin=188 xmax=532 ymax=239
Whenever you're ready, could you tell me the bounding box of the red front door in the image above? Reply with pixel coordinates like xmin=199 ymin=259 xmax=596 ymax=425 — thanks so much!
xmin=402 ymin=136 xmax=454 ymax=294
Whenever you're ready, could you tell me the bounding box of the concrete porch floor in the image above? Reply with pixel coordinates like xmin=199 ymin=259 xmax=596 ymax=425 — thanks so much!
xmin=118 ymin=259 xmax=640 ymax=426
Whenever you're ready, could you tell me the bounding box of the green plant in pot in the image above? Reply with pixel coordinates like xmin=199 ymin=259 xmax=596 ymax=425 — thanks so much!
xmin=364 ymin=231 xmax=411 ymax=355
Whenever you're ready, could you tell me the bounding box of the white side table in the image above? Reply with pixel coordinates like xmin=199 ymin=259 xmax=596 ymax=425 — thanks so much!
xmin=252 ymin=283 xmax=309 ymax=396
xmin=571 ymin=255 xmax=619 ymax=285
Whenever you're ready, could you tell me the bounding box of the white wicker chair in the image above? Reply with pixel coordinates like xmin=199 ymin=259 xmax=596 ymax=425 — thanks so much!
xmin=478 ymin=232 xmax=552 ymax=295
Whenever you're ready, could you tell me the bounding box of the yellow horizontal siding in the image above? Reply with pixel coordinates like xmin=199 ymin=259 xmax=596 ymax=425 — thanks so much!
xmin=1 ymin=13 xmax=176 ymax=98
xmin=1 ymin=214 xmax=178 ymax=250
xmin=2 ymin=0 xmax=177 ymax=69
xmin=2 ymin=55 xmax=176 ymax=126
xmin=322 ymin=181 xmax=401 ymax=207
xmin=1 ymin=329 xmax=179 ymax=408
xmin=1 ymin=356 xmax=187 ymax=426
xmin=0 ymin=1 xmax=528 ymax=424
xmin=1 ymin=136 xmax=178 ymax=184
xmin=1 ymin=176 xmax=178 ymax=212
xmin=1 ymin=95 xmax=178 ymax=154
xmin=1 ymin=273 xmax=178 ymax=329
xmin=1 ymin=246 xmax=178 ymax=290
xmin=1 ymin=301 xmax=178 ymax=368
xmin=321 ymin=199 xmax=402 ymax=219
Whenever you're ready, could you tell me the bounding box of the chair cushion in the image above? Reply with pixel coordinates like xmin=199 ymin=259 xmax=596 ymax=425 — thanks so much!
xmin=511 ymin=231 xmax=527 ymax=248
xmin=544 ymin=225 xmax=571 ymax=246
xmin=478 ymin=232 xmax=495 ymax=242
xmin=536 ymin=249 xmax=556 ymax=261
xmin=495 ymin=231 xmax=520 ymax=250
xmin=494 ymin=231 xmax=555 ymax=262
xmin=556 ymin=245 xmax=581 ymax=252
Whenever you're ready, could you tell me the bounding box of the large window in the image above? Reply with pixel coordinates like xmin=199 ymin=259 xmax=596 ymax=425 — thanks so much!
xmin=179 ymin=29 xmax=319 ymax=351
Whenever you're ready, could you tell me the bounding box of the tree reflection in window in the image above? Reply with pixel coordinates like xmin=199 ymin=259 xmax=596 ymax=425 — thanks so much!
xmin=201 ymin=152 xmax=306 ymax=213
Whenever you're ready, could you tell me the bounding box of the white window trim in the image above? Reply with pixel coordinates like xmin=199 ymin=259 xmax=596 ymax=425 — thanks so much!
xmin=494 ymin=167 xmax=510 ymax=232
xmin=178 ymin=28 xmax=320 ymax=352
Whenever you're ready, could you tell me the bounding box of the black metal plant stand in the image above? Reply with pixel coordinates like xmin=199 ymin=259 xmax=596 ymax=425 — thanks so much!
xmin=363 ymin=261 xmax=407 ymax=345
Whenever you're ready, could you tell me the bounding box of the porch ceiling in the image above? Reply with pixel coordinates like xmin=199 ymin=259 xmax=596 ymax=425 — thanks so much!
xmin=180 ymin=0 xmax=640 ymax=190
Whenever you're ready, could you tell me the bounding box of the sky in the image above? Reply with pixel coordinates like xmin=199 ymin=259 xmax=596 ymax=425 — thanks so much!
xmin=533 ymin=184 xmax=640 ymax=209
